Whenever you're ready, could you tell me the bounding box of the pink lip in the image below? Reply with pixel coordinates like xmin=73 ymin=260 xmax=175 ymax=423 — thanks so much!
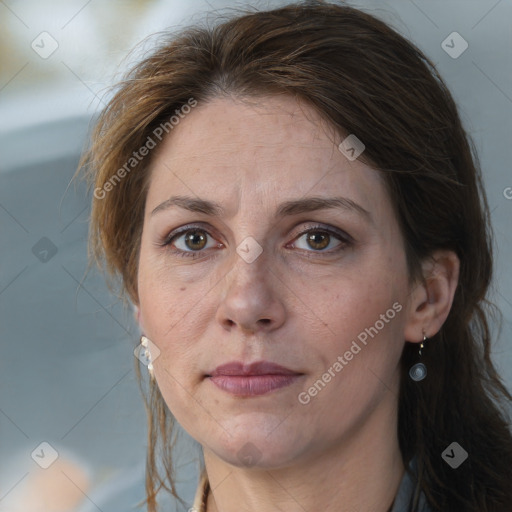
xmin=206 ymin=361 xmax=303 ymax=397
xmin=208 ymin=361 xmax=300 ymax=377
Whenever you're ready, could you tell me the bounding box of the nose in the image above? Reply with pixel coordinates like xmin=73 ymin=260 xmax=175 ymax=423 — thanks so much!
xmin=215 ymin=255 xmax=286 ymax=335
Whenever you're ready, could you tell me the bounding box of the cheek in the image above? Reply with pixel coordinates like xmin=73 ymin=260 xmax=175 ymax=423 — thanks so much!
xmin=137 ymin=251 xmax=217 ymax=382
xmin=137 ymin=241 xmax=193 ymax=332
xmin=312 ymin=252 xmax=407 ymax=375
xmin=322 ymin=268 xmax=401 ymax=333
xmin=304 ymin=290 xmax=405 ymax=413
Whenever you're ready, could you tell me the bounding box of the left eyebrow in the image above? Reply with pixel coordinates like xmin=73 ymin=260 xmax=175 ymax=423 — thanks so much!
xmin=151 ymin=194 xmax=373 ymax=224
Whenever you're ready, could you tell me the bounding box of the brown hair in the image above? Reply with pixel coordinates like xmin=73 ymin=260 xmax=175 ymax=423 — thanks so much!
xmin=78 ymin=1 xmax=512 ymax=510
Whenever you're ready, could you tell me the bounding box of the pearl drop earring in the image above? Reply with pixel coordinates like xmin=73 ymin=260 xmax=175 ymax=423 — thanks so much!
xmin=140 ymin=335 xmax=155 ymax=380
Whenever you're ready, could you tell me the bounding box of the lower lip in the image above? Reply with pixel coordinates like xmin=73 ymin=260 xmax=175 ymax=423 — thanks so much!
xmin=207 ymin=374 xmax=302 ymax=396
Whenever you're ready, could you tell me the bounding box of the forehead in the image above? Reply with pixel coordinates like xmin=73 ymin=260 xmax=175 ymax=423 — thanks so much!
xmin=146 ymin=95 xmax=388 ymax=220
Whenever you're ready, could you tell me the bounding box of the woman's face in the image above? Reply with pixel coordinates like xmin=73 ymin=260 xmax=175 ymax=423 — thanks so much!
xmin=137 ymin=95 xmax=415 ymax=468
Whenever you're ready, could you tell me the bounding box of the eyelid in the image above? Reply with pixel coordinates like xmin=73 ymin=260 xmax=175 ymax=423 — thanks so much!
xmin=160 ymin=222 xmax=218 ymax=246
xmin=159 ymin=221 xmax=353 ymax=255
xmin=291 ymin=223 xmax=353 ymax=244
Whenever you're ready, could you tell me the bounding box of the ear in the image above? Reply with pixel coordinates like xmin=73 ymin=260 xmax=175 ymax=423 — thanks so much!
xmin=403 ymin=249 xmax=460 ymax=342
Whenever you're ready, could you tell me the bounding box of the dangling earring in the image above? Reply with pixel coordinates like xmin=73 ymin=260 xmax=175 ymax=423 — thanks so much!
xmin=409 ymin=333 xmax=427 ymax=381
xmin=140 ymin=335 xmax=155 ymax=380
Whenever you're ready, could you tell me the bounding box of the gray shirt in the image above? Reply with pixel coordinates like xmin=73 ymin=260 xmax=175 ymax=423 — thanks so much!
xmin=390 ymin=460 xmax=432 ymax=512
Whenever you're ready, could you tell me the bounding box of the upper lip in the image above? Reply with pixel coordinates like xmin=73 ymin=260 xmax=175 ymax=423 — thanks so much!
xmin=207 ymin=361 xmax=302 ymax=377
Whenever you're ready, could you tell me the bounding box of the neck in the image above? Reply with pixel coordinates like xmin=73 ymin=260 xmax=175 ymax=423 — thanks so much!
xmin=203 ymin=395 xmax=404 ymax=512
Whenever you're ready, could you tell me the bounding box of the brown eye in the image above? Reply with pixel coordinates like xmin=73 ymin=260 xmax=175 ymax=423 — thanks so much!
xmin=293 ymin=226 xmax=348 ymax=253
xmin=306 ymin=231 xmax=330 ymax=250
xmin=163 ymin=227 xmax=218 ymax=257
xmin=162 ymin=223 xmax=350 ymax=259
xmin=183 ymin=230 xmax=208 ymax=251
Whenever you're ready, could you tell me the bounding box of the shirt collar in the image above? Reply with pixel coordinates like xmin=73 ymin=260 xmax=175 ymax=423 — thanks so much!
xmin=192 ymin=468 xmax=209 ymax=512
xmin=390 ymin=458 xmax=431 ymax=512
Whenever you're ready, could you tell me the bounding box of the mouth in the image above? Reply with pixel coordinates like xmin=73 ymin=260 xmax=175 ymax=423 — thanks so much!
xmin=205 ymin=360 xmax=304 ymax=397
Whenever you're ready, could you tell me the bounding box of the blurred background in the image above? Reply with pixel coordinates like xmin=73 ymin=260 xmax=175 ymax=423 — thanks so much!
xmin=1 ymin=0 xmax=511 ymax=510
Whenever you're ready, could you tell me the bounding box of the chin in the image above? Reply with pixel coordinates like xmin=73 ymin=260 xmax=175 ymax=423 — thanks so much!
xmin=207 ymin=424 xmax=306 ymax=469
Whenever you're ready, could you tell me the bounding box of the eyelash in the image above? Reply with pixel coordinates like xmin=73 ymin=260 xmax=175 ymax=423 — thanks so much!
xmin=159 ymin=223 xmax=352 ymax=260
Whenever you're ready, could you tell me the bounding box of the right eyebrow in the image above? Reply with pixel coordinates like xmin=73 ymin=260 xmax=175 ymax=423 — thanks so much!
xmin=151 ymin=194 xmax=373 ymax=225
